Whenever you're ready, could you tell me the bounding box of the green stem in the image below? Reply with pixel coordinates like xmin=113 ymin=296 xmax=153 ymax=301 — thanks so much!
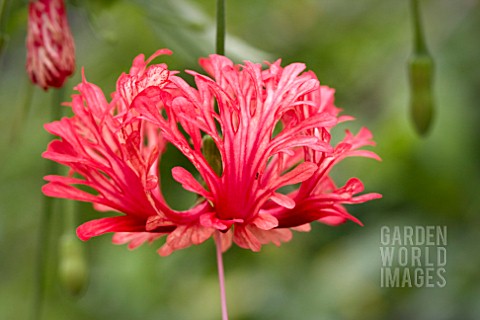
xmin=64 ymin=199 xmax=76 ymax=232
xmin=32 ymin=87 xmax=65 ymax=320
xmin=410 ymin=0 xmax=428 ymax=54
xmin=215 ymin=0 xmax=225 ymax=55
xmin=9 ymin=78 xmax=34 ymax=145
xmin=0 ymin=0 xmax=9 ymax=25
xmin=0 ymin=0 xmax=9 ymax=32
xmin=0 ymin=0 xmax=11 ymax=54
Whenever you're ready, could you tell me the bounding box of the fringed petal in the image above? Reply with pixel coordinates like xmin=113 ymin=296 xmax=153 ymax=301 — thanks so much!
xmin=112 ymin=232 xmax=166 ymax=250
xmin=248 ymin=227 xmax=293 ymax=247
xmin=233 ymin=226 xmax=262 ymax=252
xmin=217 ymin=230 xmax=233 ymax=253
xmin=158 ymin=225 xmax=214 ymax=256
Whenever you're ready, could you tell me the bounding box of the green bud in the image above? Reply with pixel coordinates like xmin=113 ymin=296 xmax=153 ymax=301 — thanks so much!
xmin=202 ymin=135 xmax=223 ymax=176
xmin=59 ymin=234 xmax=88 ymax=296
xmin=408 ymin=53 xmax=435 ymax=135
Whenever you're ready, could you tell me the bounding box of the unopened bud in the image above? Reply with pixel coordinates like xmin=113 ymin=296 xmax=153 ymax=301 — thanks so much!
xmin=59 ymin=234 xmax=88 ymax=296
xmin=408 ymin=53 xmax=435 ymax=135
xmin=26 ymin=0 xmax=75 ymax=90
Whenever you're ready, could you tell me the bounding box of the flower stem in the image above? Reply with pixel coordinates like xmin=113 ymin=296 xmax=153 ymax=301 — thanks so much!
xmin=214 ymin=231 xmax=229 ymax=320
xmin=408 ymin=0 xmax=435 ymax=136
xmin=0 ymin=0 xmax=11 ymax=55
xmin=214 ymin=1 xmax=228 ymax=318
xmin=410 ymin=0 xmax=428 ymax=54
xmin=32 ymin=87 xmax=65 ymax=320
xmin=9 ymin=78 xmax=34 ymax=145
xmin=215 ymin=0 xmax=225 ymax=55
xmin=214 ymin=0 xmax=228 ymax=320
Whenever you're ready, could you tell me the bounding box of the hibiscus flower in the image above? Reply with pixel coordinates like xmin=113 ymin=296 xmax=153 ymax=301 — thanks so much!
xmin=43 ymin=49 xmax=381 ymax=256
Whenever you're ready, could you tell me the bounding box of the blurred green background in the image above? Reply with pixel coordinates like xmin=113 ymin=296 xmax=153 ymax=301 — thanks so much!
xmin=1 ymin=0 xmax=479 ymax=319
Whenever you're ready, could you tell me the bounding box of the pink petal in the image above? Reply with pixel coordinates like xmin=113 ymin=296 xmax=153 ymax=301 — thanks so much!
xmin=217 ymin=230 xmax=233 ymax=252
xmin=318 ymin=216 xmax=347 ymax=226
xmin=272 ymin=161 xmax=317 ymax=189
xmin=199 ymin=212 xmax=230 ymax=230
xmin=252 ymin=213 xmax=279 ymax=230
xmin=44 ymin=175 xmax=90 ymax=186
xmin=291 ymin=224 xmax=311 ymax=232
xmin=248 ymin=226 xmax=293 ymax=247
xmin=270 ymin=192 xmax=296 ymax=209
xmin=158 ymin=225 xmax=214 ymax=256
xmin=233 ymin=226 xmax=262 ymax=252
xmin=145 ymin=215 xmax=176 ymax=232
xmin=171 ymin=166 xmax=210 ymax=199
xmin=42 ymin=182 xmax=98 ymax=203
xmin=112 ymin=232 xmax=166 ymax=250
xmin=93 ymin=203 xmax=118 ymax=212
xmin=77 ymin=216 xmax=148 ymax=241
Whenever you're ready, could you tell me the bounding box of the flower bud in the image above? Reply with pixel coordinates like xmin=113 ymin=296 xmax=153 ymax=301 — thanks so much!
xmin=408 ymin=53 xmax=435 ymax=135
xmin=26 ymin=0 xmax=75 ymax=90
xmin=202 ymin=135 xmax=223 ymax=176
xmin=58 ymin=234 xmax=88 ymax=296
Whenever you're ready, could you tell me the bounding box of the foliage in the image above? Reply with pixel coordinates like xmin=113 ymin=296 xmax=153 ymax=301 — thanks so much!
xmin=1 ymin=0 xmax=479 ymax=319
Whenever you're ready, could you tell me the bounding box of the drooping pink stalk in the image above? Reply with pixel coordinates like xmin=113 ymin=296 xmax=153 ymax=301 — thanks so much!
xmin=26 ymin=0 xmax=75 ymax=90
xmin=214 ymin=231 xmax=229 ymax=320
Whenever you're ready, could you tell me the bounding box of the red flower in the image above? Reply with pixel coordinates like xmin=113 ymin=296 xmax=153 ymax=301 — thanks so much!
xmin=43 ymin=50 xmax=381 ymax=256
xmin=26 ymin=0 xmax=75 ymax=90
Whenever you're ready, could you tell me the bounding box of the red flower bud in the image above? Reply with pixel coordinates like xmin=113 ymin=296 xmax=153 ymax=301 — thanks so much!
xmin=26 ymin=0 xmax=75 ymax=90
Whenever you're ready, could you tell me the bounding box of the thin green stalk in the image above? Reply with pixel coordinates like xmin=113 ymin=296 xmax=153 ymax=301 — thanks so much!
xmin=408 ymin=0 xmax=435 ymax=136
xmin=410 ymin=0 xmax=428 ymax=54
xmin=32 ymin=87 xmax=65 ymax=320
xmin=64 ymin=199 xmax=76 ymax=233
xmin=0 ymin=0 xmax=9 ymax=29
xmin=0 ymin=0 xmax=11 ymax=54
xmin=9 ymin=78 xmax=34 ymax=145
xmin=215 ymin=0 xmax=225 ymax=55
